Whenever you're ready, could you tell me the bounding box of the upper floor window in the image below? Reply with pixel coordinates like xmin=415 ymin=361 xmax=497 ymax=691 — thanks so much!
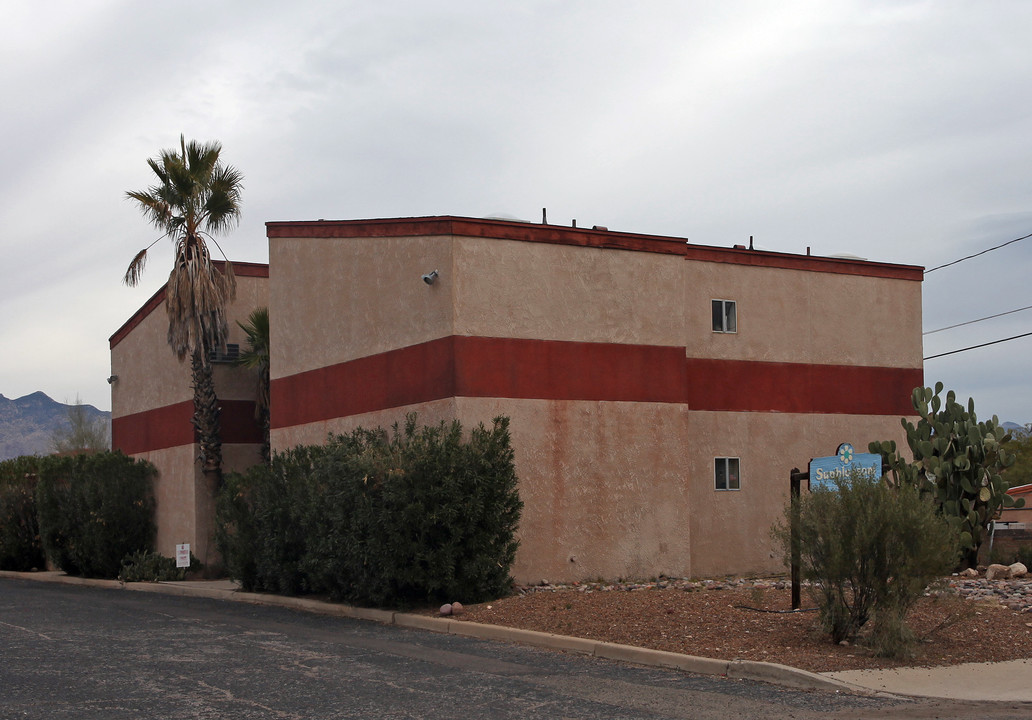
xmin=712 ymin=299 xmax=736 ymax=333
xmin=715 ymin=457 xmax=741 ymax=491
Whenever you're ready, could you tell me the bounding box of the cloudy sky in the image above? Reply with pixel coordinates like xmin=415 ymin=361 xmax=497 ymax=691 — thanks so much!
xmin=2 ymin=0 xmax=1031 ymax=425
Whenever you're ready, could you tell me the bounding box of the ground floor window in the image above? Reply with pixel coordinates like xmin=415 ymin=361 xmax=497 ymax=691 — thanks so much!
xmin=715 ymin=457 xmax=740 ymax=490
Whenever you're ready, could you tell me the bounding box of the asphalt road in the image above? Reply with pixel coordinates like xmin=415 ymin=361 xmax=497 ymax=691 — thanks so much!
xmin=1 ymin=578 xmax=1028 ymax=719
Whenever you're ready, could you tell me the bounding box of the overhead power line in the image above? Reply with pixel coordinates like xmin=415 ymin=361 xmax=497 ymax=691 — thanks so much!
xmin=923 ymin=303 xmax=1032 ymax=335
xmin=925 ymin=231 xmax=1032 ymax=274
xmin=924 ymin=330 xmax=1032 ymax=360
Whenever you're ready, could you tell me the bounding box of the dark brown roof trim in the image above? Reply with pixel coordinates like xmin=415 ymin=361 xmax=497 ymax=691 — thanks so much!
xmin=266 ymin=215 xmax=923 ymax=281
xmin=109 ymin=261 xmax=269 ymax=348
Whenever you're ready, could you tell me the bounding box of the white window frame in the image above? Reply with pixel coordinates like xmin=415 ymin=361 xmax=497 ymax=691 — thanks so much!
xmin=715 ymin=457 xmax=741 ymax=491
xmin=711 ymin=299 xmax=737 ymax=333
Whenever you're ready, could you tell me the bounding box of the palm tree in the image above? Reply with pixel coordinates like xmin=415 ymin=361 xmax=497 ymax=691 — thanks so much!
xmin=236 ymin=307 xmax=270 ymax=463
xmin=124 ymin=135 xmax=243 ymax=485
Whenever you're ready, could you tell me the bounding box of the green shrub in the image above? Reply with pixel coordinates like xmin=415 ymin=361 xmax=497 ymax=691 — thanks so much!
xmin=35 ymin=452 xmax=157 ymax=578
xmin=216 ymin=415 xmax=523 ymax=607
xmin=774 ymin=473 xmax=958 ymax=657
xmin=0 ymin=457 xmax=46 ymax=571
xmin=118 ymin=550 xmax=200 ymax=583
xmin=216 ymin=443 xmax=327 ymax=594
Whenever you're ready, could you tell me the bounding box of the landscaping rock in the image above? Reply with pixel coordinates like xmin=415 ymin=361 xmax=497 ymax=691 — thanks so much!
xmin=1008 ymin=562 xmax=1028 ymax=578
xmin=439 ymin=603 xmax=453 ymax=616
xmin=958 ymin=568 xmax=979 ymax=578
xmin=451 ymin=601 xmax=464 ymax=616
xmin=986 ymin=564 xmax=1012 ymax=581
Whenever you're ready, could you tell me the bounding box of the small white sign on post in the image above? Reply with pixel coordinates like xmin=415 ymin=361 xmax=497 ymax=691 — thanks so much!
xmin=175 ymin=543 xmax=191 ymax=569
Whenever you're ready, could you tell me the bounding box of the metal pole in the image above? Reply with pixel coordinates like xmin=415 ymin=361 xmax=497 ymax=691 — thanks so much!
xmin=789 ymin=468 xmax=807 ymax=610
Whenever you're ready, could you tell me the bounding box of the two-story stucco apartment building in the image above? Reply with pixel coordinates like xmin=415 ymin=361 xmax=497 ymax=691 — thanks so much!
xmin=110 ymin=215 xmax=923 ymax=582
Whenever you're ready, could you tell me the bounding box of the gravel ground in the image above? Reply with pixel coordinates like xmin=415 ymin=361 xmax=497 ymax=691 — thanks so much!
xmin=440 ymin=576 xmax=1032 ymax=674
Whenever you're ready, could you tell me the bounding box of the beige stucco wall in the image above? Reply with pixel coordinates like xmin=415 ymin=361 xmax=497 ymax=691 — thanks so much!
xmin=111 ymin=273 xmax=270 ymax=418
xmin=685 ymin=263 xmax=923 ymax=368
xmin=111 ymin=271 xmax=268 ymax=569
xmin=271 ymin=399 xmax=459 ymax=451
xmin=453 ymin=397 xmax=691 ymax=584
xmin=270 ymin=235 xmax=454 ymax=380
xmin=685 ymin=411 xmax=912 ymax=577
xmin=134 ymin=442 xmax=262 ymax=569
xmin=111 ymin=303 xmax=193 ymax=418
xmin=135 ymin=445 xmax=201 ymax=557
xmin=452 ymin=237 xmax=684 ymax=346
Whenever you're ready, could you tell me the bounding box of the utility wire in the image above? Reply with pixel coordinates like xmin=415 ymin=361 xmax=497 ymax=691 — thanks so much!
xmin=925 ymin=231 xmax=1032 ymax=274
xmin=924 ymin=330 xmax=1032 ymax=360
xmin=924 ymin=303 xmax=1032 ymax=335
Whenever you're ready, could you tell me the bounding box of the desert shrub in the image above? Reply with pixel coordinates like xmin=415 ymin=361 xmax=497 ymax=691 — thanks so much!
xmin=1019 ymin=544 xmax=1032 ymax=569
xmin=0 ymin=456 xmax=46 ymax=571
xmin=774 ymin=473 xmax=958 ymax=656
xmin=34 ymin=452 xmax=157 ymax=578
xmin=118 ymin=550 xmax=200 ymax=583
xmin=216 ymin=415 xmax=523 ymax=607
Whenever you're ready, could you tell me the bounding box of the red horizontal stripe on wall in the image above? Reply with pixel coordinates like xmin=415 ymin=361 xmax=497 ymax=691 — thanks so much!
xmin=270 ymin=337 xmax=922 ymax=430
xmin=452 ymin=337 xmax=687 ymax=403
xmin=113 ymin=401 xmax=193 ymax=455
xmin=270 ymin=337 xmax=687 ymax=429
xmin=685 ymin=358 xmax=922 ymax=415
xmin=113 ymin=399 xmax=263 ymax=455
xmin=271 ymin=338 xmax=457 ymax=429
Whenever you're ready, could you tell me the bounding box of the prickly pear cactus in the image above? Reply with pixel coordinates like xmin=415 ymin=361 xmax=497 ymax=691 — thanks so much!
xmin=869 ymin=382 xmax=1026 ymax=568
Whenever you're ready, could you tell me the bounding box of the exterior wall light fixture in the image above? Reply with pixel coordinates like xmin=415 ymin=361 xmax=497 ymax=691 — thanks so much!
xmin=107 ymin=375 xmax=119 ymax=384
xmin=422 ymin=270 xmax=439 ymax=285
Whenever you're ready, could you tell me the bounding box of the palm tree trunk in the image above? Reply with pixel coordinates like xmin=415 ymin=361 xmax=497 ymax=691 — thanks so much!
xmin=191 ymin=350 xmax=223 ymax=485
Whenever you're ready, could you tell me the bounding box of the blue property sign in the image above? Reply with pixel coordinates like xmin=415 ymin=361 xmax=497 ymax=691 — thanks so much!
xmin=808 ymin=443 xmax=882 ymax=490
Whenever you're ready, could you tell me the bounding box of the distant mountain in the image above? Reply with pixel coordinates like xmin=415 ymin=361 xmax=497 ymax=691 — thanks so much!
xmin=0 ymin=392 xmax=111 ymax=460
xmin=1002 ymin=421 xmax=1029 ymax=435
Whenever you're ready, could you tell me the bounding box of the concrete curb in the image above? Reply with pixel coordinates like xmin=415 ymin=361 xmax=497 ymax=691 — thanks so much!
xmin=1 ymin=570 xmax=866 ymax=696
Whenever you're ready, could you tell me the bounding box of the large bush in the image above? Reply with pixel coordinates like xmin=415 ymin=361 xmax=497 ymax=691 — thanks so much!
xmin=216 ymin=415 xmax=523 ymax=607
xmin=774 ymin=473 xmax=958 ymax=657
xmin=35 ymin=452 xmax=157 ymax=578
xmin=216 ymin=443 xmax=327 ymax=595
xmin=0 ymin=456 xmax=46 ymax=571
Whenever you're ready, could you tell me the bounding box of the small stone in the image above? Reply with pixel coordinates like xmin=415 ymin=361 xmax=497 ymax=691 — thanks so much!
xmin=439 ymin=603 xmax=453 ymax=616
xmin=451 ymin=601 xmax=464 ymax=616
xmin=986 ymin=564 xmax=1012 ymax=581
xmin=959 ymin=567 xmax=979 ymax=578
xmin=838 ymin=640 xmax=850 ymax=646
xmin=1008 ymin=562 xmax=1028 ymax=578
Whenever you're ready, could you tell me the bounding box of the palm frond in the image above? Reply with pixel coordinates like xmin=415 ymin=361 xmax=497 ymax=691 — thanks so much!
xmin=123 ymin=248 xmax=148 ymax=286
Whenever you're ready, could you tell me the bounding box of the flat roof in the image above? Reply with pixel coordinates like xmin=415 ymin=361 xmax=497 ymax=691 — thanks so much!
xmin=266 ymin=215 xmax=924 ymax=281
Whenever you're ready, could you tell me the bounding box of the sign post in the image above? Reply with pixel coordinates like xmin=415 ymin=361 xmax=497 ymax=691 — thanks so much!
xmin=789 ymin=468 xmax=806 ymax=610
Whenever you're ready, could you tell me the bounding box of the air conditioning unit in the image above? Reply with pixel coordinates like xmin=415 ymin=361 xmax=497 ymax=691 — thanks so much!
xmin=209 ymin=343 xmax=240 ymax=364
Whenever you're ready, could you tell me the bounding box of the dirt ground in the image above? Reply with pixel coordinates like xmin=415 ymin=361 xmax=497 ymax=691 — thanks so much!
xmin=440 ymin=577 xmax=1032 ymax=673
